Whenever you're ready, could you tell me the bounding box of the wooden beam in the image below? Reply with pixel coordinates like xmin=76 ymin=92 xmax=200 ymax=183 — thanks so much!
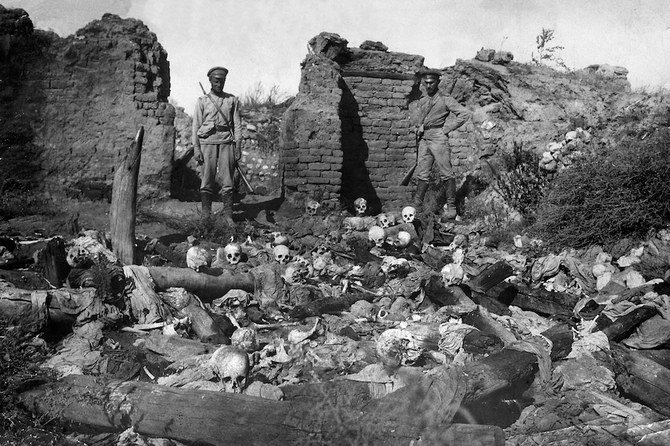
xmin=110 ymin=127 xmax=144 ymax=265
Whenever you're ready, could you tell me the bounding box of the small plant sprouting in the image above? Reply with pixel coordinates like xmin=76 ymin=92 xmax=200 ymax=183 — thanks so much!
xmin=531 ymin=28 xmax=569 ymax=71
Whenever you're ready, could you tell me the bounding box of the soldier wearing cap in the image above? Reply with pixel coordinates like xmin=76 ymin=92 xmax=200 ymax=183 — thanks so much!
xmin=411 ymin=69 xmax=469 ymax=218
xmin=192 ymin=66 xmax=243 ymax=224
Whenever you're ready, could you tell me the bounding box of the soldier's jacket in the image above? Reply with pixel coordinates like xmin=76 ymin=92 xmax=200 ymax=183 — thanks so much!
xmin=411 ymin=91 xmax=469 ymax=135
xmin=192 ymin=91 xmax=243 ymax=147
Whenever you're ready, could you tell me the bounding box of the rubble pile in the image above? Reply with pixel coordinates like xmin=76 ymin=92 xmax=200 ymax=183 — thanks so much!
xmin=2 ymin=198 xmax=670 ymax=445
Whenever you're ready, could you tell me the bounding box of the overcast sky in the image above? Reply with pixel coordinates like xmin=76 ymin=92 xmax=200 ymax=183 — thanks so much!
xmin=6 ymin=0 xmax=670 ymax=111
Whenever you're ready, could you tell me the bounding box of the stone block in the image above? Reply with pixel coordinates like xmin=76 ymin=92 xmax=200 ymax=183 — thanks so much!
xmin=309 ymin=148 xmax=331 ymax=156
xmin=367 ymin=141 xmax=388 ymax=149
xmin=368 ymin=152 xmax=387 ymax=162
xmin=321 ymin=155 xmax=344 ymax=163
xmin=329 ymin=178 xmax=342 ymax=185
xmin=301 ymin=155 xmax=321 ymax=163
xmin=309 ymin=177 xmax=331 ymax=184
xmin=308 ymin=162 xmax=331 ymax=170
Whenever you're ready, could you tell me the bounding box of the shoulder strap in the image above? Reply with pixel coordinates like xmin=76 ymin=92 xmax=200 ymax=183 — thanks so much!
xmin=204 ymin=93 xmax=231 ymax=127
xmin=419 ymin=94 xmax=438 ymax=125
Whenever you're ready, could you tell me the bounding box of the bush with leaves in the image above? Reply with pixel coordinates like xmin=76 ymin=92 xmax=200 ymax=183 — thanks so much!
xmin=530 ymin=128 xmax=670 ymax=249
xmin=492 ymin=143 xmax=552 ymax=222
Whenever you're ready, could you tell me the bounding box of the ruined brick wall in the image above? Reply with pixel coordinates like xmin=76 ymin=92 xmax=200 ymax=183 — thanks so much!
xmin=339 ymin=48 xmax=423 ymax=213
xmin=281 ymin=54 xmax=343 ymax=206
xmin=0 ymin=8 xmax=174 ymax=200
xmin=282 ymin=33 xmax=425 ymax=213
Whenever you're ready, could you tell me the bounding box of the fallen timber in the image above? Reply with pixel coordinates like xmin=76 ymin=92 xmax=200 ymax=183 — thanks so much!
xmin=19 ymin=319 xmax=573 ymax=445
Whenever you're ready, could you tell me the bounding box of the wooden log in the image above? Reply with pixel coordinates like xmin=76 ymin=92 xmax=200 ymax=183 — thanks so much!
xmin=598 ymin=305 xmax=658 ymax=341
xmin=19 ymin=322 xmax=574 ymax=444
xmin=288 ymin=292 xmax=375 ymax=319
xmin=110 ymin=126 xmax=144 ymax=265
xmin=637 ymin=349 xmax=670 ymax=370
xmin=0 ymin=287 xmax=85 ymax=326
xmin=19 ymin=369 xmax=464 ymax=445
xmin=147 ymin=267 xmax=255 ymax=302
xmin=34 ymin=237 xmax=70 ymax=287
xmin=506 ymin=283 xmax=577 ymax=317
xmin=612 ymin=343 xmax=670 ymax=417
xmin=462 ymin=306 xmax=517 ymax=346
xmin=468 ymin=261 xmax=515 ymax=293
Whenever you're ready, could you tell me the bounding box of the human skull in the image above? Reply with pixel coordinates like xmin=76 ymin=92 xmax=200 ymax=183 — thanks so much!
xmin=306 ymin=199 xmax=321 ymax=216
xmin=312 ymin=256 xmax=328 ymax=272
xmin=354 ymin=197 xmax=368 ymax=216
xmin=402 ymin=206 xmax=416 ymax=224
xmin=224 ymin=243 xmax=241 ymax=265
xmin=326 ymin=230 xmax=341 ymax=245
xmin=231 ymin=327 xmax=259 ymax=353
xmin=271 ymin=232 xmax=289 ymax=247
xmin=368 ymin=226 xmax=386 ymax=247
xmin=66 ymin=246 xmax=91 ymax=268
xmin=376 ymin=328 xmax=424 ymax=368
xmin=394 ymin=231 xmax=412 ymax=248
xmin=210 ymin=345 xmax=249 ymax=393
xmin=186 ymin=246 xmax=212 ymax=271
xmin=377 ymin=213 xmax=396 ymax=228
xmin=292 ymin=255 xmax=311 ymax=269
xmin=273 ymin=245 xmax=290 ymax=264
xmin=441 ymin=263 xmax=465 ymax=286
xmin=282 ymin=263 xmax=304 ymax=285
xmin=344 ymin=217 xmax=367 ymax=232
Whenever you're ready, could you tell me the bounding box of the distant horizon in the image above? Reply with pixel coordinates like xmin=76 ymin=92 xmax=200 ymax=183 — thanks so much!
xmin=5 ymin=0 xmax=670 ymax=111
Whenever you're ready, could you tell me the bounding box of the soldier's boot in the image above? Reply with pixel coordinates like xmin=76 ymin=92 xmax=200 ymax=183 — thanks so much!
xmin=443 ymin=177 xmax=458 ymax=219
xmin=200 ymin=192 xmax=212 ymax=222
xmin=220 ymin=191 xmax=235 ymax=226
xmin=412 ymin=180 xmax=429 ymax=211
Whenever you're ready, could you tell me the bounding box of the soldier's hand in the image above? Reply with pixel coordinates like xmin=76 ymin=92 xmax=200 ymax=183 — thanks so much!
xmin=193 ymin=150 xmax=204 ymax=165
xmin=234 ymin=143 xmax=242 ymax=162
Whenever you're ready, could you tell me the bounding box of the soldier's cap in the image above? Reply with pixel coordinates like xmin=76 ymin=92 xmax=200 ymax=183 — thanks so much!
xmin=419 ymin=68 xmax=441 ymax=78
xmin=207 ymin=66 xmax=229 ymax=78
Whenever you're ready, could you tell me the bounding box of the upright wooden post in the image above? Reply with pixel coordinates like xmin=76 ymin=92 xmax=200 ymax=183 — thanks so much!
xmin=110 ymin=126 xmax=144 ymax=265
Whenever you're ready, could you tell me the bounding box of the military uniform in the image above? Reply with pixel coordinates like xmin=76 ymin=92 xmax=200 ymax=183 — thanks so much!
xmin=192 ymin=67 xmax=243 ymax=223
xmin=411 ymin=72 xmax=469 ymax=217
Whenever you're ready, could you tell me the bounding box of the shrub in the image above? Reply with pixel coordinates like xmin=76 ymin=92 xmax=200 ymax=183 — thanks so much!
xmin=492 ymin=142 xmax=552 ymax=222
xmin=530 ymin=128 xmax=670 ymax=249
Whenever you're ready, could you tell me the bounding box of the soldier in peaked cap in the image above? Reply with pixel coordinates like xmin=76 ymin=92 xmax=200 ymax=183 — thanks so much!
xmin=192 ymin=66 xmax=243 ymax=225
xmin=410 ymin=68 xmax=469 ymax=219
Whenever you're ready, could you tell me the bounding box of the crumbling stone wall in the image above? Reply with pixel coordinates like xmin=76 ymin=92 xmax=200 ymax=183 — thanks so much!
xmin=0 ymin=7 xmax=174 ymax=200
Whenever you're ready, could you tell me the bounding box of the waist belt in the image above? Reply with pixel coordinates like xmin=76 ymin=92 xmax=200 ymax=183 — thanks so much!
xmin=215 ymin=125 xmax=231 ymax=131
xmin=423 ymin=123 xmax=444 ymax=130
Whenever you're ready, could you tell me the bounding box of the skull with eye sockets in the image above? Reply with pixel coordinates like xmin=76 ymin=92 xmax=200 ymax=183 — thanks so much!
xmin=273 ymin=245 xmax=291 ymax=264
xmin=368 ymin=226 xmax=386 ymax=248
xmin=305 ymin=199 xmax=321 ymax=217
xmin=402 ymin=206 xmax=416 ymax=224
xmin=394 ymin=231 xmax=412 ymax=248
xmin=377 ymin=213 xmax=396 ymax=228
xmin=354 ymin=197 xmax=367 ymax=216
xmin=224 ymin=243 xmax=242 ymax=265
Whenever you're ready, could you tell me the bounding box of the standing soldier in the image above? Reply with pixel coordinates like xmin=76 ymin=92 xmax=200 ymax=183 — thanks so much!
xmin=192 ymin=66 xmax=243 ymax=225
xmin=411 ymin=69 xmax=469 ymax=218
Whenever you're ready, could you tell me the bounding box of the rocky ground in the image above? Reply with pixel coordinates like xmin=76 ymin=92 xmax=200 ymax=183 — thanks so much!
xmin=2 ymin=194 xmax=670 ymax=446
